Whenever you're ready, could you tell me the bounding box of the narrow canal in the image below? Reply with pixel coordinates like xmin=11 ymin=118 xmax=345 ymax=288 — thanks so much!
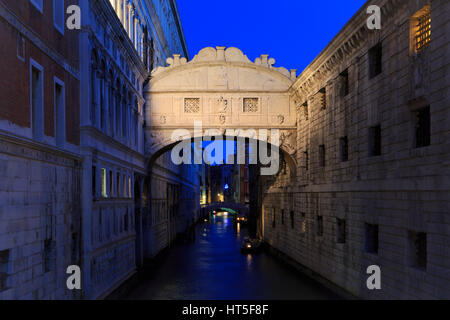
xmin=123 ymin=214 xmax=341 ymax=300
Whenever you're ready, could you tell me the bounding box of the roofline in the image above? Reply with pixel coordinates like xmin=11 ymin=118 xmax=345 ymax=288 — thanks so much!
xmin=169 ymin=0 xmax=190 ymax=60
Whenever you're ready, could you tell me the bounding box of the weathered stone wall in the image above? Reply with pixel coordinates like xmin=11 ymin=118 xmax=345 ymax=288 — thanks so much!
xmin=0 ymin=137 xmax=81 ymax=299
xmin=263 ymin=0 xmax=450 ymax=299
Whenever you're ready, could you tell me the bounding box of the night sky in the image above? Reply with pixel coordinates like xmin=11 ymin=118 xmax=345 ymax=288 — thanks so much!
xmin=176 ymin=0 xmax=367 ymax=75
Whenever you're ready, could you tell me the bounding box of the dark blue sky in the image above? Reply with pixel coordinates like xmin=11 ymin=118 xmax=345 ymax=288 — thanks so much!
xmin=176 ymin=0 xmax=367 ymax=74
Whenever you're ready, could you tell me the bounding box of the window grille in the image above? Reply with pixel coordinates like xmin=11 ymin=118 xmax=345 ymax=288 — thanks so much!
xmin=415 ymin=12 xmax=431 ymax=52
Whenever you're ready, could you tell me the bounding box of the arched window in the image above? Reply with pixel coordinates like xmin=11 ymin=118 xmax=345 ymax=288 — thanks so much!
xmin=115 ymin=79 xmax=121 ymax=138
xmin=108 ymin=70 xmax=115 ymax=136
xmin=134 ymin=99 xmax=139 ymax=147
xmin=122 ymin=87 xmax=127 ymax=142
xmin=100 ymin=60 xmax=107 ymax=132
xmin=90 ymin=51 xmax=98 ymax=126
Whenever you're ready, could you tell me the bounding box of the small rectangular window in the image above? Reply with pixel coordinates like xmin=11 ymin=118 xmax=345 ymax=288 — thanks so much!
xmin=369 ymin=43 xmax=382 ymax=79
xmin=413 ymin=8 xmax=431 ymax=52
xmin=0 ymin=250 xmax=10 ymax=292
xmin=318 ymin=88 xmax=326 ymax=110
xmin=368 ymin=125 xmax=381 ymax=156
xmin=414 ymin=106 xmax=430 ymax=148
xmin=109 ymin=170 xmax=113 ymax=196
xmin=408 ymin=231 xmax=427 ymax=270
xmin=340 ymin=69 xmax=349 ymax=96
xmin=304 ymin=150 xmax=309 ymax=171
xmin=243 ymin=98 xmax=259 ymax=113
xmin=54 ymin=79 xmax=65 ymax=147
xmin=272 ymin=208 xmax=276 ymax=228
xmin=340 ymin=136 xmax=349 ymax=162
xmin=53 ymin=0 xmax=64 ymax=34
xmin=17 ymin=34 xmax=25 ymax=62
xmin=281 ymin=209 xmax=285 ymax=225
xmin=290 ymin=211 xmax=294 ymax=229
xmin=316 ymin=216 xmax=323 ymax=237
xmin=123 ymin=174 xmax=126 ymax=197
xmin=301 ymin=213 xmax=306 ymax=233
xmin=92 ymin=166 xmax=96 ymax=197
xmin=116 ymin=172 xmax=121 ymax=197
xmin=319 ymin=145 xmax=326 ymax=167
xmin=31 ymin=62 xmax=44 ymax=141
xmin=124 ymin=210 xmax=129 ymax=231
xmin=43 ymin=239 xmax=56 ymax=273
xmin=128 ymin=176 xmax=132 ymax=198
xmin=184 ymin=98 xmax=200 ymax=113
xmin=336 ymin=218 xmax=346 ymax=243
xmin=101 ymin=168 xmax=107 ymax=198
xmin=365 ymin=224 xmax=379 ymax=254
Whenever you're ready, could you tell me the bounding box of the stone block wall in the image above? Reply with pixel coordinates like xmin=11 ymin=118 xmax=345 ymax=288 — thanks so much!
xmin=263 ymin=0 xmax=450 ymax=299
xmin=0 ymin=137 xmax=81 ymax=299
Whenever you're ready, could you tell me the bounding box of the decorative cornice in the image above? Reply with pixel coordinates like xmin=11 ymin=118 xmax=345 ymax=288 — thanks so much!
xmin=151 ymin=46 xmax=297 ymax=82
xmin=290 ymin=0 xmax=405 ymax=99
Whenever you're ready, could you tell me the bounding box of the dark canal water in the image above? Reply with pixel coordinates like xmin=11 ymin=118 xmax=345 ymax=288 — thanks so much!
xmin=124 ymin=215 xmax=341 ymax=300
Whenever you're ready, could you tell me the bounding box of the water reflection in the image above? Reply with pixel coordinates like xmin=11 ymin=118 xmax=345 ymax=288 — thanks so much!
xmin=124 ymin=214 xmax=341 ymax=300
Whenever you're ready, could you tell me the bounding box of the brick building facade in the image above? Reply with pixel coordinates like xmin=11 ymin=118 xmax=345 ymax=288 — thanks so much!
xmin=0 ymin=0 xmax=81 ymax=299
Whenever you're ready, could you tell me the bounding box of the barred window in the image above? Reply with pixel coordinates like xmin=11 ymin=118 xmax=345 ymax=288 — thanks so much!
xmin=318 ymin=88 xmax=326 ymax=110
xmin=414 ymin=106 xmax=430 ymax=148
xmin=409 ymin=231 xmax=427 ymax=270
xmin=414 ymin=11 xmax=431 ymax=52
xmin=336 ymin=218 xmax=346 ymax=244
xmin=184 ymin=98 xmax=200 ymax=113
xmin=316 ymin=215 xmax=323 ymax=237
xmin=318 ymin=144 xmax=326 ymax=167
xmin=365 ymin=224 xmax=379 ymax=254
xmin=243 ymin=98 xmax=259 ymax=113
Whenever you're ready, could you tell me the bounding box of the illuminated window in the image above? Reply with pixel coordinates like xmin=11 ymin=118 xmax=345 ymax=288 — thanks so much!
xmin=414 ymin=10 xmax=431 ymax=52
xmin=101 ymin=168 xmax=107 ymax=198
xmin=301 ymin=213 xmax=306 ymax=233
xmin=128 ymin=177 xmax=132 ymax=198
